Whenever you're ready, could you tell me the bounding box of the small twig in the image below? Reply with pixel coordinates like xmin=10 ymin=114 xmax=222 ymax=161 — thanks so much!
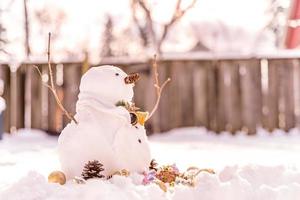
xmin=33 ymin=33 xmax=78 ymax=124
xmin=147 ymin=55 xmax=171 ymax=120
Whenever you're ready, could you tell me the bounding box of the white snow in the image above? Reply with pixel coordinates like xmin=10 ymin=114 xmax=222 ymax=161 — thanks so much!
xmin=0 ymin=97 xmax=6 ymax=114
xmin=2 ymin=127 xmax=300 ymax=199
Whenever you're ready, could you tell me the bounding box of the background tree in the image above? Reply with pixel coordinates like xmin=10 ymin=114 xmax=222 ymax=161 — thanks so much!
xmin=34 ymin=6 xmax=66 ymax=43
xmin=0 ymin=0 xmax=14 ymax=56
xmin=0 ymin=10 xmax=8 ymax=55
xmin=100 ymin=15 xmax=114 ymax=57
xmin=130 ymin=0 xmax=197 ymax=54
xmin=265 ymin=0 xmax=290 ymax=48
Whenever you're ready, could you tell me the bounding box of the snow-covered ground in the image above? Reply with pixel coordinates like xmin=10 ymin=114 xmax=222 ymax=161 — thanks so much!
xmin=2 ymin=127 xmax=300 ymax=199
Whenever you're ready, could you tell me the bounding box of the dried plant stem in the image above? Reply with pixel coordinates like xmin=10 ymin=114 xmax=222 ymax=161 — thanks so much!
xmin=34 ymin=33 xmax=78 ymax=125
xmin=147 ymin=55 xmax=171 ymax=120
xmin=47 ymin=33 xmax=55 ymax=90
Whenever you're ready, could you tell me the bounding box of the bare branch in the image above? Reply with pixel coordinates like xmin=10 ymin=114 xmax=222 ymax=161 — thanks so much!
xmin=147 ymin=55 xmax=171 ymax=120
xmin=157 ymin=0 xmax=197 ymax=52
xmin=47 ymin=33 xmax=78 ymax=124
xmin=33 ymin=33 xmax=78 ymax=125
xmin=47 ymin=33 xmax=55 ymax=90
xmin=134 ymin=0 xmax=157 ymax=45
xmin=130 ymin=0 xmax=196 ymax=53
xmin=130 ymin=0 xmax=149 ymax=46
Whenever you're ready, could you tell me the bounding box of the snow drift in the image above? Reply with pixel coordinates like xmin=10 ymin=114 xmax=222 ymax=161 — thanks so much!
xmin=2 ymin=128 xmax=300 ymax=199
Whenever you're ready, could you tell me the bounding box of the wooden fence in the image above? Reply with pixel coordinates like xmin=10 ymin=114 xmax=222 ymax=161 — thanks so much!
xmin=1 ymin=52 xmax=300 ymax=135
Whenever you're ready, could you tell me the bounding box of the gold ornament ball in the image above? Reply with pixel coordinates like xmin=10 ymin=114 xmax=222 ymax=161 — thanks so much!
xmin=48 ymin=171 xmax=66 ymax=185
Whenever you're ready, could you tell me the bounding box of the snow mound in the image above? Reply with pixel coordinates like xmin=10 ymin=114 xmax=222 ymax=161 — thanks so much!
xmin=2 ymin=127 xmax=300 ymax=199
xmin=2 ymin=165 xmax=300 ymax=200
xmin=0 ymin=172 xmax=165 ymax=200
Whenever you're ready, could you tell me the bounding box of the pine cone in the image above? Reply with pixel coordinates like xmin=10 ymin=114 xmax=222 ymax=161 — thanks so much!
xmin=149 ymin=159 xmax=158 ymax=171
xmin=81 ymin=160 xmax=105 ymax=180
xmin=156 ymin=165 xmax=179 ymax=184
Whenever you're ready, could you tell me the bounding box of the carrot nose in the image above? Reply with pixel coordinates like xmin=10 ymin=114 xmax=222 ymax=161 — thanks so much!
xmin=124 ymin=73 xmax=140 ymax=84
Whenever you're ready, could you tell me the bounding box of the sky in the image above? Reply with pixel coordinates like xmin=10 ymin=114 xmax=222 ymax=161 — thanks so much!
xmin=0 ymin=0 xmax=291 ymax=62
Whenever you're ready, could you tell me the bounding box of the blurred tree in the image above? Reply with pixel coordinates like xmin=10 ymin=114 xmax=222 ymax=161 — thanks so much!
xmin=130 ymin=0 xmax=197 ymax=54
xmin=0 ymin=10 xmax=8 ymax=55
xmin=34 ymin=5 xmax=66 ymax=47
xmin=265 ymin=0 xmax=290 ymax=48
xmin=100 ymin=15 xmax=114 ymax=57
xmin=0 ymin=0 xmax=14 ymax=56
xmin=23 ymin=0 xmax=31 ymax=57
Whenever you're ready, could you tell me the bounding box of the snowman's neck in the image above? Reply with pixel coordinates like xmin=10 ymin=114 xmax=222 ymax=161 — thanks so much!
xmin=75 ymin=92 xmax=131 ymax=125
xmin=77 ymin=92 xmax=116 ymax=110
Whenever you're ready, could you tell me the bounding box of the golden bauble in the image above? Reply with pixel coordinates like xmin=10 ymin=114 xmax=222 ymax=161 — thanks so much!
xmin=136 ymin=111 xmax=149 ymax=126
xmin=48 ymin=171 xmax=66 ymax=185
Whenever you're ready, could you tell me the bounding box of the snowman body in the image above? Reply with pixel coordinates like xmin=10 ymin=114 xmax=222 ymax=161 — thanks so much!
xmin=58 ymin=66 xmax=151 ymax=179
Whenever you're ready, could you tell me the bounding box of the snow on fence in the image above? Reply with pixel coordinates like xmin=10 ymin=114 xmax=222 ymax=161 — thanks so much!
xmin=0 ymin=52 xmax=300 ymax=135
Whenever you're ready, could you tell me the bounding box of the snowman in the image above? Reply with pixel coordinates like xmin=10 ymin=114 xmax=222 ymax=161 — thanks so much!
xmin=58 ymin=65 xmax=152 ymax=179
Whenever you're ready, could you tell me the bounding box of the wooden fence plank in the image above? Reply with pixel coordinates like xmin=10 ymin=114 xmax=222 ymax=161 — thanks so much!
xmin=278 ymin=59 xmax=295 ymax=131
xmin=264 ymin=60 xmax=279 ymax=131
xmin=180 ymin=61 xmax=194 ymax=127
xmin=216 ymin=61 xmax=226 ymax=132
xmin=193 ymin=61 xmax=208 ymax=127
xmin=156 ymin=61 xmax=170 ymax=133
xmin=10 ymin=66 xmax=25 ymax=132
xmin=31 ymin=65 xmax=42 ymax=129
xmin=293 ymin=59 xmax=300 ymax=126
xmin=207 ymin=62 xmax=218 ymax=132
xmin=168 ymin=61 xmax=195 ymax=129
xmin=239 ymin=59 xmax=262 ymax=134
xmin=219 ymin=60 xmax=241 ymax=133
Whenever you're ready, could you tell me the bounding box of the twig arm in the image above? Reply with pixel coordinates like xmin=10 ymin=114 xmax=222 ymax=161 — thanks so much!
xmin=146 ymin=55 xmax=171 ymax=120
xmin=33 ymin=33 xmax=78 ymax=125
xmin=47 ymin=33 xmax=56 ymax=90
xmin=147 ymin=78 xmax=171 ymax=119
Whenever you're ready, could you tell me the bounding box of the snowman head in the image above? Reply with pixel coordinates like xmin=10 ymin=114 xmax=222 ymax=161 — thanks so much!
xmin=79 ymin=66 xmax=138 ymax=105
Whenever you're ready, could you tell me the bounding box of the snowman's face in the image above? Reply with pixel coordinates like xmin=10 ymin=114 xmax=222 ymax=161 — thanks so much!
xmin=80 ymin=66 xmax=135 ymax=104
